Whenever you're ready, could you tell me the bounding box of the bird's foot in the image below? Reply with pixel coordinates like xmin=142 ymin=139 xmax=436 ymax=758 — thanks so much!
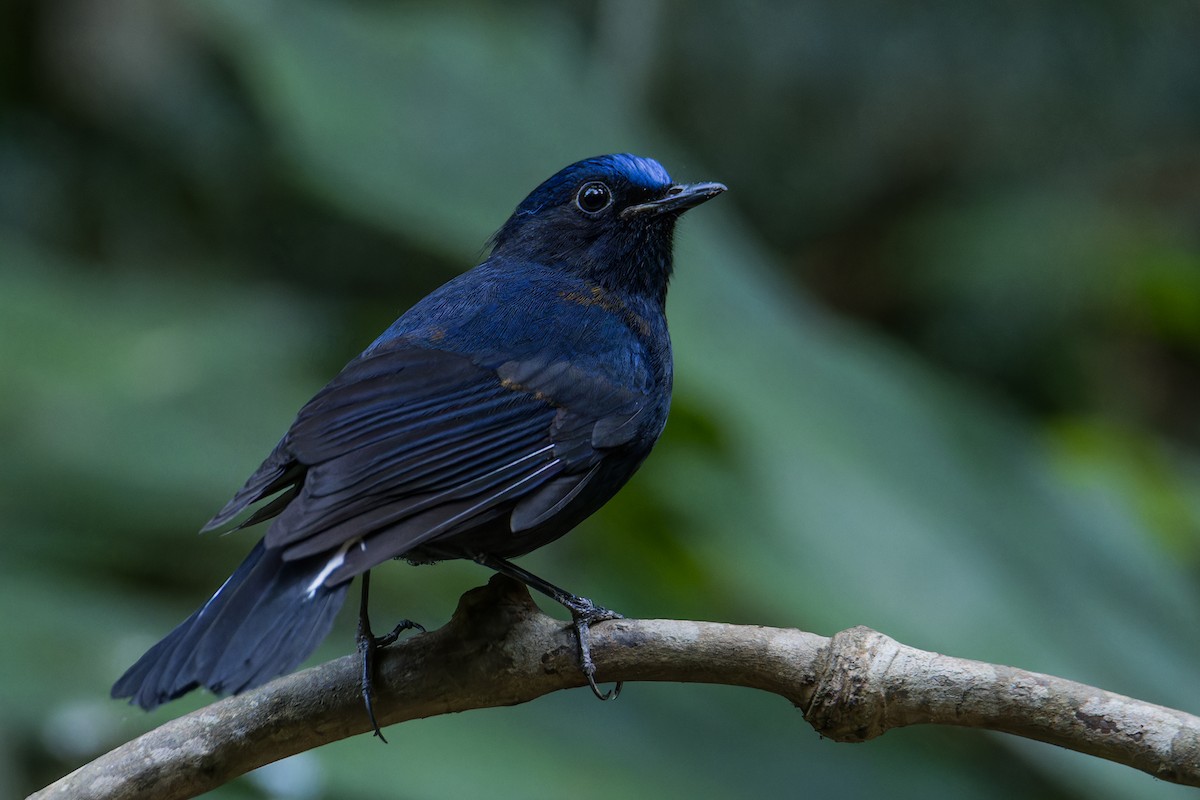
xmin=465 ymin=553 xmax=624 ymax=702
xmin=566 ymin=598 xmax=623 ymax=701
xmin=375 ymin=618 xmax=426 ymax=648
xmin=356 ymin=618 xmax=424 ymax=743
xmin=356 ymin=569 xmax=425 ymax=742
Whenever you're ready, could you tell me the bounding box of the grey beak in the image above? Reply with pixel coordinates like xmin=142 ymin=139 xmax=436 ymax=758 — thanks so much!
xmin=621 ymin=181 xmax=727 ymax=218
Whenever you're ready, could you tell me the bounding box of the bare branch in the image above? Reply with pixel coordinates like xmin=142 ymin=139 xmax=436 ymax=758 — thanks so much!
xmin=31 ymin=575 xmax=1200 ymax=799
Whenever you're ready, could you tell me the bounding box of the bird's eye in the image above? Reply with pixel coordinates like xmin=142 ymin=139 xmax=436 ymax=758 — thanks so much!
xmin=575 ymin=181 xmax=612 ymax=213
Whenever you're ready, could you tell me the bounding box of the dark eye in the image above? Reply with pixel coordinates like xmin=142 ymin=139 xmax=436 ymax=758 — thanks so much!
xmin=576 ymin=181 xmax=612 ymax=213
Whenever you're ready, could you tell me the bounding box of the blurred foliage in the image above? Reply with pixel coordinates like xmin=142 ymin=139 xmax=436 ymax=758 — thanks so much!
xmin=3 ymin=1 xmax=1200 ymax=798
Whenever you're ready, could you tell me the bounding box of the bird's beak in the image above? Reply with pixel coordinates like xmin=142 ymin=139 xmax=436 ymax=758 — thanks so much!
xmin=621 ymin=181 xmax=727 ymax=218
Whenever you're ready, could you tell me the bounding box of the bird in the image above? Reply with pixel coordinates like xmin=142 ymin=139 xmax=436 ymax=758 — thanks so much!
xmin=111 ymin=153 xmax=726 ymax=732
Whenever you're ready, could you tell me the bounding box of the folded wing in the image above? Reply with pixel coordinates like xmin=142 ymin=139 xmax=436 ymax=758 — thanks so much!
xmin=204 ymin=342 xmax=649 ymax=587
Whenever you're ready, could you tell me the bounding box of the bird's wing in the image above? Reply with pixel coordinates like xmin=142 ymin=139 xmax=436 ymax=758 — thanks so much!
xmin=203 ymin=342 xmax=647 ymax=585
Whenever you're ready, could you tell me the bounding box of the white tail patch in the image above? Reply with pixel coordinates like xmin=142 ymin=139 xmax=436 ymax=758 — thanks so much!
xmin=195 ymin=572 xmax=236 ymax=621
xmin=304 ymin=539 xmax=363 ymax=598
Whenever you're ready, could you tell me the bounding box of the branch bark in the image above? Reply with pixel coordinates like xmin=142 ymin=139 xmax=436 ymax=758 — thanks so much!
xmin=31 ymin=575 xmax=1200 ymax=799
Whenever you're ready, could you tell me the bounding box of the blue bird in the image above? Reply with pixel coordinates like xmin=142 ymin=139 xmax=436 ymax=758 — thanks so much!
xmin=112 ymin=154 xmax=725 ymax=730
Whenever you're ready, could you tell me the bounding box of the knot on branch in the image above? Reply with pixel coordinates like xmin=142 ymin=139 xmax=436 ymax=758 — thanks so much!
xmin=802 ymin=626 xmax=902 ymax=743
xmin=370 ymin=574 xmax=579 ymax=719
xmin=445 ymin=573 xmax=545 ymax=639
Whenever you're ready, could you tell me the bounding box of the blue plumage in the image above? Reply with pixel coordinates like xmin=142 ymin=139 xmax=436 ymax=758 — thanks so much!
xmin=112 ymin=154 xmax=725 ymax=712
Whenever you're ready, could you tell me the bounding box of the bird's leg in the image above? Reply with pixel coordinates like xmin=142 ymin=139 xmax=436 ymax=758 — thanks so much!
xmin=356 ymin=570 xmax=425 ymax=743
xmin=356 ymin=570 xmax=388 ymax=742
xmin=472 ymin=553 xmax=622 ymax=701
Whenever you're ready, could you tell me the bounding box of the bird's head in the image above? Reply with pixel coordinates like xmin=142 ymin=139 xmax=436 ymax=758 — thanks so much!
xmin=488 ymin=154 xmax=725 ymax=306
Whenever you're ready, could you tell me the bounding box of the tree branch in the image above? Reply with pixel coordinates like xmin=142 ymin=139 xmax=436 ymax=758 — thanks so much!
xmin=31 ymin=575 xmax=1200 ymax=799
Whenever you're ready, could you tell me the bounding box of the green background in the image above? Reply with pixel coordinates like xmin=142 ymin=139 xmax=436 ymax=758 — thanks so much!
xmin=4 ymin=1 xmax=1200 ymax=798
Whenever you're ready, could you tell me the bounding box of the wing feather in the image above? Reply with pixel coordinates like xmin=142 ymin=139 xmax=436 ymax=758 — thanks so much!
xmin=206 ymin=342 xmax=655 ymax=584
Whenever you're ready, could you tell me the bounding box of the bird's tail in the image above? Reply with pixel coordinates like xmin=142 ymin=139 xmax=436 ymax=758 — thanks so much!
xmin=112 ymin=540 xmax=350 ymax=710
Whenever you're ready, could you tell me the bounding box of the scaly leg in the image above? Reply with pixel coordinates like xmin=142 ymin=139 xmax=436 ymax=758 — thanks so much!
xmin=356 ymin=570 xmax=425 ymax=742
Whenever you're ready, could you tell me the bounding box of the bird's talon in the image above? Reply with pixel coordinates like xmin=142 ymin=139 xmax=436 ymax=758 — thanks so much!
xmin=469 ymin=553 xmax=631 ymax=702
xmin=585 ymin=606 xmax=623 ymax=624
xmin=375 ymin=618 xmax=425 ymax=649
xmin=571 ymin=611 xmax=622 ymax=702
xmin=588 ymin=678 xmax=623 ymax=701
xmin=585 ymin=662 xmax=624 ymax=700
xmin=357 ymin=633 xmax=389 ymax=743
xmin=565 ymin=596 xmax=623 ymax=625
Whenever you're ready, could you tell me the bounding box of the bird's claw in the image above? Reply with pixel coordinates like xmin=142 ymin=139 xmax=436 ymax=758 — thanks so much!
xmin=355 ymin=629 xmax=388 ymax=742
xmin=569 ymin=599 xmax=623 ymax=701
xmin=357 ymin=611 xmax=425 ymax=743
xmin=375 ymin=618 xmax=426 ymax=649
xmin=469 ymin=554 xmax=626 ymax=702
